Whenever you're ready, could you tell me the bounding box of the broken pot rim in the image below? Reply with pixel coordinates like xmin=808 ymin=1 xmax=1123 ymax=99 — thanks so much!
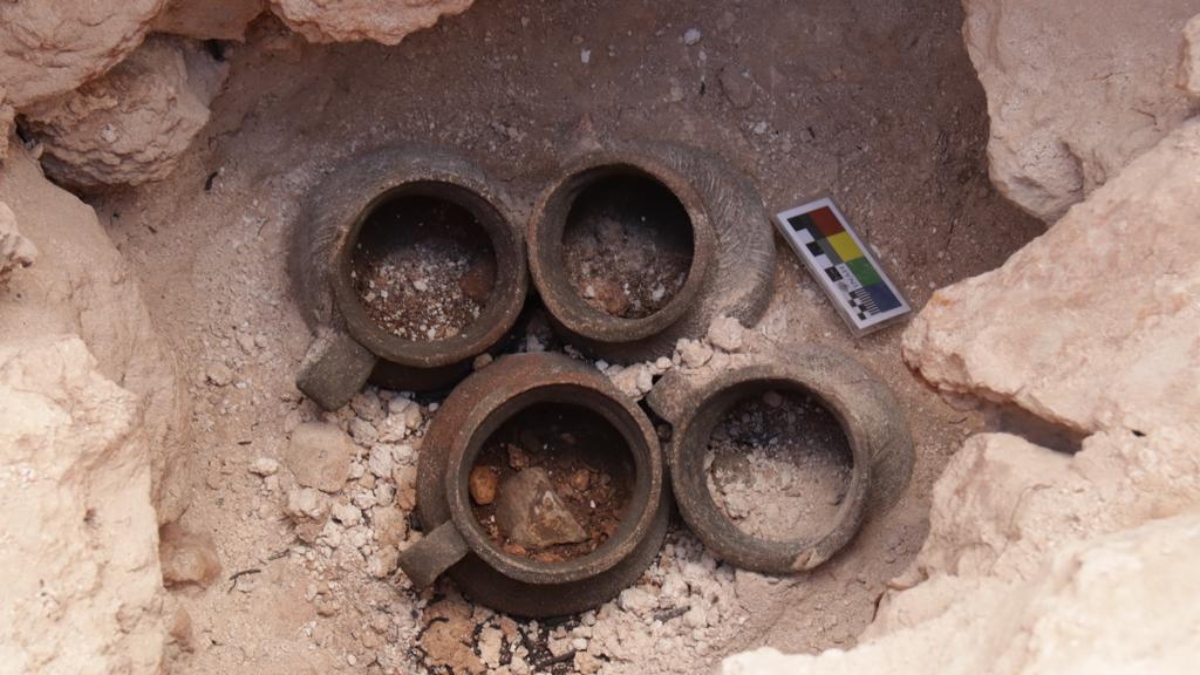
xmin=528 ymin=152 xmax=717 ymax=344
xmin=662 ymin=364 xmax=872 ymax=574
xmin=330 ymin=176 xmax=527 ymax=369
xmin=444 ymin=354 xmax=665 ymax=586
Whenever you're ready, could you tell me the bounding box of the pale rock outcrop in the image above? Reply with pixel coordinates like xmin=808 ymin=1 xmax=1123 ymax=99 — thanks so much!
xmin=726 ymin=97 xmax=1200 ymax=675
xmin=151 ymin=0 xmax=267 ymax=41
xmin=902 ymin=119 xmax=1200 ymax=436
xmin=0 ymin=146 xmax=187 ymax=521
xmin=0 ymin=0 xmax=166 ymax=157
xmin=0 ymin=91 xmax=13 ymax=160
xmin=725 ymin=426 xmax=1200 ymax=674
xmin=21 ymin=36 xmax=229 ymax=189
xmin=268 ymin=0 xmax=474 ymax=45
xmin=726 ymin=511 xmax=1200 ymax=674
xmin=0 ymin=202 xmax=38 ymax=285
xmin=869 ymin=428 xmax=1200 ymax=633
xmin=0 ymin=336 xmax=165 ymax=675
xmin=963 ymin=0 xmax=1199 ymax=222
xmin=0 ymin=0 xmax=164 ymax=109
xmin=1185 ymin=15 xmax=1200 ymax=97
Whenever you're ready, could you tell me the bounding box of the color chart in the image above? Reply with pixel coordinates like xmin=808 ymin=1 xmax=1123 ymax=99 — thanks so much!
xmin=773 ymin=198 xmax=911 ymax=336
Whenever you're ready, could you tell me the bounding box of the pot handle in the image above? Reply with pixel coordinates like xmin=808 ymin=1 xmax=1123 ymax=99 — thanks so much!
xmin=397 ymin=521 xmax=471 ymax=588
xmin=295 ymin=328 xmax=377 ymax=411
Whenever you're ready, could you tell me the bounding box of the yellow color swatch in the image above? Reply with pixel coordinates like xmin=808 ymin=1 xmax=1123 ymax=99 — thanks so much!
xmin=827 ymin=232 xmax=863 ymax=261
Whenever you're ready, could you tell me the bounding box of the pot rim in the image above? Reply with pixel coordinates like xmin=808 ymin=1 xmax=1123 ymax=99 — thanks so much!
xmin=443 ymin=356 xmax=664 ymax=586
xmin=668 ymin=366 xmax=871 ymax=573
xmin=331 ymin=178 xmax=526 ymax=368
xmin=529 ymin=154 xmax=716 ymax=343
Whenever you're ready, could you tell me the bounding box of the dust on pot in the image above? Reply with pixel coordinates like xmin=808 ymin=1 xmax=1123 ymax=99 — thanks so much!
xmin=645 ymin=349 xmax=913 ymax=575
xmin=399 ymin=352 xmax=669 ymax=617
xmin=290 ymin=146 xmax=527 ymax=410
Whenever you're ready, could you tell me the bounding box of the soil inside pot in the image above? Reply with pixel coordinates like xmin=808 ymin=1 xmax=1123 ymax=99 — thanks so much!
xmin=350 ymin=194 xmax=497 ymax=342
xmin=469 ymin=402 xmax=635 ymax=563
xmin=562 ymin=173 xmax=694 ymax=319
xmin=706 ymin=390 xmax=853 ymax=542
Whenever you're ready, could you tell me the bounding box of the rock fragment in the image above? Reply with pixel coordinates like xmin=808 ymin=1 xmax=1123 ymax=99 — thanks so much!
xmin=284 ymin=422 xmax=354 ymax=493
xmin=248 ymin=457 xmax=279 ymax=476
xmin=469 ymin=465 xmax=499 ymax=505
xmin=495 ymin=468 xmax=588 ymax=548
xmin=159 ymin=523 xmax=222 ymax=589
xmin=21 ymin=36 xmax=229 ymax=189
xmin=707 ymin=315 xmax=745 ymax=352
xmin=268 ymin=0 xmax=475 ymax=45
xmin=0 ymin=202 xmax=37 ymax=285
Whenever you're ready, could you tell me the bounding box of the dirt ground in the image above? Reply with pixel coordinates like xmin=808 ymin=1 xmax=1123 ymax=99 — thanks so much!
xmin=90 ymin=0 xmax=1044 ymax=673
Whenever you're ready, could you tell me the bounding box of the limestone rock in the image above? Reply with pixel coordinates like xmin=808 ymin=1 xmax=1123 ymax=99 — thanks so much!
xmin=727 ymin=516 xmax=1200 ymax=675
xmin=152 ymin=0 xmax=266 ymax=41
xmin=248 ymin=457 xmax=280 ymax=476
xmin=159 ymin=522 xmax=222 ymax=589
xmin=284 ymin=487 xmax=330 ymax=521
xmin=1184 ymin=14 xmax=1200 ymax=97
xmin=0 ymin=146 xmax=185 ymax=522
xmin=707 ymin=315 xmax=745 ymax=352
xmin=0 ymin=202 xmax=38 ymax=285
xmin=0 ymin=92 xmax=13 ymax=160
xmin=420 ymin=598 xmax=486 ymax=674
xmin=677 ymin=339 xmax=713 ymax=368
xmin=495 ymin=468 xmax=587 ymax=549
xmin=0 ymin=0 xmax=164 ymax=110
xmin=962 ymin=0 xmax=1199 ymax=222
xmin=283 ymin=487 xmax=330 ymax=543
xmin=285 ymin=422 xmax=354 ymax=493
xmin=166 ymin=607 xmax=195 ymax=653
xmin=903 ymin=120 xmax=1200 ymax=435
xmin=722 ymin=428 xmax=1200 ymax=675
xmin=0 ymin=336 xmax=164 ymax=674
xmin=268 ymin=0 xmax=475 ymax=45
xmin=617 ymin=587 xmax=657 ymax=616
xmin=372 ymin=506 xmax=409 ymax=547
xmin=22 ymin=36 xmax=229 ymax=189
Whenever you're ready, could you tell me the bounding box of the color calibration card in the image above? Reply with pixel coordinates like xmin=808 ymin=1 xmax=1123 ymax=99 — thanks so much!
xmin=774 ymin=198 xmax=911 ymax=337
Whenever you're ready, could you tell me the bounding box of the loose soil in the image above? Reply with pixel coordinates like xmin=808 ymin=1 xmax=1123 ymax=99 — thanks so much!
xmin=707 ymin=391 xmax=853 ymax=542
xmin=563 ymin=174 xmax=694 ymax=319
xmin=351 ymin=195 xmax=496 ymax=341
xmin=470 ymin=403 xmax=635 ymax=562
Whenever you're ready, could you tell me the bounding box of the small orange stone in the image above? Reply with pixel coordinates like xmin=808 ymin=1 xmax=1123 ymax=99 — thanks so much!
xmin=568 ymin=469 xmax=591 ymax=492
xmin=469 ymin=465 xmax=499 ymax=505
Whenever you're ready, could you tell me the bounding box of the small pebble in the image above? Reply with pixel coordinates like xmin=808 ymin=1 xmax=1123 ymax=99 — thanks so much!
xmin=470 ymin=465 xmax=500 ymax=505
xmin=249 ymin=457 xmax=279 ymax=477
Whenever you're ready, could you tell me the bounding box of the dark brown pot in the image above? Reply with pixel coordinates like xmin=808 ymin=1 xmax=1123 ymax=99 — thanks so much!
xmin=528 ymin=141 xmax=776 ymax=362
xmin=645 ymin=347 xmax=914 ymax=574
xmin=289 ymin=145 xmax=528 ymax=410
xmin=398 ymin=352 xmax=669 ymax=617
